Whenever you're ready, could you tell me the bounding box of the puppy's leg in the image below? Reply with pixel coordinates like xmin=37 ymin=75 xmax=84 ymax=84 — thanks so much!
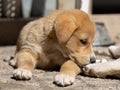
xmin=83 ymin=58 xmax=120 ymax=78
xmin=54 ymin=60 xmax=81 ymax=86
xmin=109 ymin=45 xmax=120 ymax=59
xmin=12 ymin=49 xmax=37 ymax=80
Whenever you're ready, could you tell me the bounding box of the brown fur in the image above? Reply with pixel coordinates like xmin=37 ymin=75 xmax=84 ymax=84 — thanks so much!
xmin=10 ymin=9 xmax=96 ymax=86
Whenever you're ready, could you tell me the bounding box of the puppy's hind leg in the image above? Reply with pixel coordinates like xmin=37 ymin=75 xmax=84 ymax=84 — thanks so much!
xmin=12 ymin=49 xmax=37 ymax=80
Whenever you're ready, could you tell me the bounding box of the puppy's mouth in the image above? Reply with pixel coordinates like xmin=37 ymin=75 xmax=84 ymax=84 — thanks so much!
xmin=68 ymin=55 xmax=89 ymax=67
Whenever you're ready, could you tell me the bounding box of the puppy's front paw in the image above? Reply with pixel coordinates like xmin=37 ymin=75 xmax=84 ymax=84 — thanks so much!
xmin=83 ymin=64 xmax=107 ymax=78
xmin=54 ymin=73 xmax=75 ymax=86
xmin=83 ymin=64 xmax=98 ymax=77
xmin=13 ymin=68 xmax=32 ymax=80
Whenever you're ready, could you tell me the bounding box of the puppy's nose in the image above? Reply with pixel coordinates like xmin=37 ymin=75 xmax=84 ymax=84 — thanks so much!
xmin=90 ymin=57 xmax=96 ymax=63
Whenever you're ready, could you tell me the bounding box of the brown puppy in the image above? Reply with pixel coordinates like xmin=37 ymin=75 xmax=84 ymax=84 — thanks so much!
xmin=9 ymin=9 xmax=96 ymax=86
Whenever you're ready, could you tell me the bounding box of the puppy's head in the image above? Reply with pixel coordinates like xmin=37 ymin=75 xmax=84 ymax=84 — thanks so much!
xmin=55 ymin=10 xmax=96 ymax=67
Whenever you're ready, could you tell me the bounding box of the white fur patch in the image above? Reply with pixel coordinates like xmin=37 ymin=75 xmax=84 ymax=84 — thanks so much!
xmin=13 ymin=68 xmax=32 ymax=80
xmin=54 ymin=74 xmax=75 ymax=86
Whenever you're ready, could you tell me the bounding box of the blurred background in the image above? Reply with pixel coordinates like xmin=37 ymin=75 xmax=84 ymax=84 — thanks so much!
xmin=93 ymin=0 xmax=120 ymax=14
xmin=0 ymin=0 xmax=120 ymax=45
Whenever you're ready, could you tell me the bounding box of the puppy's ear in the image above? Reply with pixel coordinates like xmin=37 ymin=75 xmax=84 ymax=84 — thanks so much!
xmin=55 ymin=14 xmax=78 ymax=44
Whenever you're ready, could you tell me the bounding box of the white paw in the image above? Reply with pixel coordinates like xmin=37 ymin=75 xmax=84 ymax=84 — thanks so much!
xmin=54 ymin=74 xmax=75 ymax=86
xmin=109 ymin=46 xmax=120 ymax=58
xmin=83 ymin=63 xmax=107 ymax=78
xmin=13 ymin=68 xmax=32 ymax=80
xmin=83 ymin=64 xmax=97 ymax=76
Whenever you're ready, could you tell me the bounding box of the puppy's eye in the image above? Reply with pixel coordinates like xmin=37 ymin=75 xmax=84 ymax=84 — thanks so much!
xmin=80 ymin=40 xmax=87 ymax=45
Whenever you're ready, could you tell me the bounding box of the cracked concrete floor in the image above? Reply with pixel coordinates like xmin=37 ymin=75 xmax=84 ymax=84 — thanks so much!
xmin=0 ymin=46 xmax=120 ymax=90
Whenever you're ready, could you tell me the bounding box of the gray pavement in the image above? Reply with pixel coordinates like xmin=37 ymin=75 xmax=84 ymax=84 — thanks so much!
xmin=0 ymin=46 xmax=120 ymax=90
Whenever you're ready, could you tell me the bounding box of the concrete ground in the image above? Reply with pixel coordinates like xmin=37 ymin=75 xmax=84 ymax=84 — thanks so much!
xmin=0 ymin=46 xmax=120 ymax=90
xmin=0 ymin=14 xmax=120 ymax=90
